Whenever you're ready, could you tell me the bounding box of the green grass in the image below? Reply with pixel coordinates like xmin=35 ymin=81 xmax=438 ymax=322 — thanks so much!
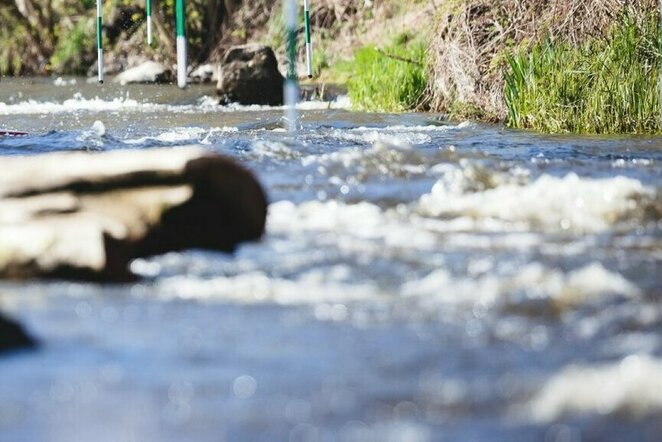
xmin=504 ymin=13 xmax=661 ymax=134
xmin=50 ymin=18 xmax=94 ymax=74
xmin=346 ymin=34 xmax=427 ymax=112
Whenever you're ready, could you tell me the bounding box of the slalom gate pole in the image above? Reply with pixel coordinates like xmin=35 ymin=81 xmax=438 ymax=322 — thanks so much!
xmin=96 ymin=0 xmax=104 ymax=83
xmin=175 ymin=0 xmax=187 ymax=88
xmin=146 ymin=0 xmax=153 ymax=45
xmin=284 ymin=0 xmax=299 ymax=132
xmin=303 ymin=0 xmax=313 ymax=78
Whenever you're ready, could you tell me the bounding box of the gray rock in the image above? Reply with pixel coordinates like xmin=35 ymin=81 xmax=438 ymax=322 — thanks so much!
xmin=113 ymin=61 xmax=173 ymax=85
xmin=0 ymin=312 xmax=36 ymax=354
xmin=0 ymin=148 xmax=267 ymax=281
xmin=216 ymin=44 xmax=284 ymax=106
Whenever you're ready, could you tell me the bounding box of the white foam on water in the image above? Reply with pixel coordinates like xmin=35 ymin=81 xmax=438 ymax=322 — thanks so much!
xmin=0 ymin=94 xmax=350 ymax=116
xmin=528 ymin=354 xmax=662 ymax=421
xmin=0 ymin=94 xmax=169 ymax=115
xmin=154 ymin=270 xmax=380 ymax=305
xmin=332 ymin=130 xmax=432 ymax=146
xmin=328 ymin=123 xmax=469 ymax=145
xmin=268 ymin=200 xmax=439 ymax=251
xmin=249 ymin=141 xmax=302 ymax=160
xmin=122 ymin=126 xmax=238 ymax=145
xmin=401 ymin=262 xmax=640 ymax=313
xmin=418 ymin=171 xmax=655 ymax=232
xmin=301 ymin=140 xmax=429 ymax=178
xmin=53 ymin=77 xmax=78 ymax=87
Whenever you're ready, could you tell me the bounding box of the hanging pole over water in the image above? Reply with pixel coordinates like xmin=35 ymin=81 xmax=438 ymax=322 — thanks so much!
xmin=304 ymin=0 xmax=313 ymax=78
xmin=146 ymin=0 xmax=153 ymax=46
xmin=96 ymin=0 xmax=104 ymax=83
xmin=284 ymin=0 xmax=299 ymax=132
xmin=175 ymin=0 xmax=187 ymax=88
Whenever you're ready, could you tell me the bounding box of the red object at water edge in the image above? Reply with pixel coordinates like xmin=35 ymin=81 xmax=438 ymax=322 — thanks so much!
xmin=0 ymin=130 xmax=28 ymax=137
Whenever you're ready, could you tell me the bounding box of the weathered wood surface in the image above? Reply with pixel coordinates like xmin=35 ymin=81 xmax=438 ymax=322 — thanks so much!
xmin=0 ymin=148 xmax=267 ymax=280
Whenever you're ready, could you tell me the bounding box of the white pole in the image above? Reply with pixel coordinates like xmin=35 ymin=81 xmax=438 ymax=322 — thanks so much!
xmin=303 ymin=0 xmax=313 ymax=78
xmin=96 ymin=0 xmax=104 ymax=83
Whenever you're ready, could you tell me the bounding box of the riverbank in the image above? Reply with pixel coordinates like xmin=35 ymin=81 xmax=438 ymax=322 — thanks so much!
xmin=430 ymin=0 xmax=660 ymax=134
xmin=2 ymin=0 xmax=660 ymax=134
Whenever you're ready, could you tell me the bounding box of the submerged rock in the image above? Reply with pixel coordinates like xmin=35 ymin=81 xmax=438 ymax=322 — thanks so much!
xmin=0 ymin=148 xmax=267 ymax=281
xmin=0 ymin=312 xmax=36 ymax=353
xmin=114 ymin=61 xmax=173 ymax=85
xmin=216 ymin=44 xmax=284 ymax=106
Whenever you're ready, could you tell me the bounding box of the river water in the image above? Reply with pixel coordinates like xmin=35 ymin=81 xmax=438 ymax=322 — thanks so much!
xmin=0 ymin=77 xmax=660 ymax=441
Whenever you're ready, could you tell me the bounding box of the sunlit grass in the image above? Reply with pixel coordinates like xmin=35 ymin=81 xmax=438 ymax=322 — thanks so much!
xmin=345 ymin=34 xmax=427 ymax=112
xmin=504 ymin=13 xmax=661 ymax=134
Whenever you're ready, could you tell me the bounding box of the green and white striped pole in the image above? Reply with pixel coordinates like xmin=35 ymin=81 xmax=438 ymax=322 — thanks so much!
xmin=303 ymin=0 xmax=313 ymax=78
xmin=284 ymin=0 xmax=299 ymax=131
xmin=96 ymin=0 xmax=103 ymax=83
xmin=146 ymin=0 xmax=153 ymax=45
xmin=175 ymin=0 xmax=187 ymax=88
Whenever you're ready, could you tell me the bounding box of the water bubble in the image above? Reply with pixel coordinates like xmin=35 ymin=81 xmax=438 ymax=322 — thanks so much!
xmin=330 ymin=304 xmax=348 ymax=321
xmin=91 ymin=120 xmax=106 ymax=136
xmin=232 ymin=375 xmax=257 ymax=399
xmin=75 ymin=301 xmax=93 ymax=318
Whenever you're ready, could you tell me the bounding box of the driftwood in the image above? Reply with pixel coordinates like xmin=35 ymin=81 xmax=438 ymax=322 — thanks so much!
xmin=0 ymin=148 xmax=267 ymax=281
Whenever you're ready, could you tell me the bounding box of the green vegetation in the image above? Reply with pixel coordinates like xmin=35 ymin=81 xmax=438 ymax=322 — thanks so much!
xmin=504 ymin=13 xmax=660 ymax=134
xmin=50 ymin=18 xmax=94 ymax=74
xmin=345 ymin=34 xmax=427 ymax=112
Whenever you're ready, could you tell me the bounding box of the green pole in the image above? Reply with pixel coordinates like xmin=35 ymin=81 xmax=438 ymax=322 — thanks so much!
xmin=175 ymin=0 xmax=187 ymax=88
xmin=96 ymin=0 xmax=103 ymax=83
xmin=146 ymin=0 xmax=152 ymax=45
xmin=304 ymin=0 xmax=313 ymax=78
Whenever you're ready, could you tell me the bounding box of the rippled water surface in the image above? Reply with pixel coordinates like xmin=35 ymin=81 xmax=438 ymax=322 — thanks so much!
xmin=1 ymin=77 xmax=661 ymax=441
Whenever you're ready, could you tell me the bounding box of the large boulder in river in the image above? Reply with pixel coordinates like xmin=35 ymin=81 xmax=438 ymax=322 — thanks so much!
xmin=216 ymin=44 xmax=284 ymax=106
xmin=0 ymin=148 xmax=267 ymax=281
xmin=0 ymin=312 xmax=36 ymax=353
xmin=114 ymin=61 xmax=173 ymax=85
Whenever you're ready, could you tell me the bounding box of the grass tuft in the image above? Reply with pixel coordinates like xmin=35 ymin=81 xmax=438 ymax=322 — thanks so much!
xmin=346 ymin=36 xmax=427 ymax=112
xmin=504 ymin=12 xmax=660 ymax=134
